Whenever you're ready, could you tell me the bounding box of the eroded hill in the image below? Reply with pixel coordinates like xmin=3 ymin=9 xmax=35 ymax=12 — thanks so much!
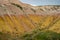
xmin=0 ymin=0 xmax=60 ymax=40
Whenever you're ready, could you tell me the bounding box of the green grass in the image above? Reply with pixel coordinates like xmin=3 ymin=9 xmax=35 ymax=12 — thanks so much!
xmin=20 ymin=30 xmax=60 ymax=40
xmin=0 ymin=30 xmax=60 ymax=40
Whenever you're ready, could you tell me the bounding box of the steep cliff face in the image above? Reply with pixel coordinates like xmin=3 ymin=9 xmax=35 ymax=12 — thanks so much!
xmin=0 ymin=0 xmax=60 ymax=37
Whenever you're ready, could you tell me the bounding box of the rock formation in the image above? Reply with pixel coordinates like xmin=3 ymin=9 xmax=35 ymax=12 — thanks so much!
xmin=0 ymin=0 xmax=60 ymax=39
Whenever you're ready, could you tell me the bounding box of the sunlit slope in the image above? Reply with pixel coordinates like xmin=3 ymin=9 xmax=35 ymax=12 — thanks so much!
xmin=49 ymin=15 xmax=60 ymax=33
xmin=0 ymin=14 xmax=60 ymax=34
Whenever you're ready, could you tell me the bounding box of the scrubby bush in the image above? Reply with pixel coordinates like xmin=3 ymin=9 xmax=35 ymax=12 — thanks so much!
xmin=0 ymin=32 xmax=11 ymax=40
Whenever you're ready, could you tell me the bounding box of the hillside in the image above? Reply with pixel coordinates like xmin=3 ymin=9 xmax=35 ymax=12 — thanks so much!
xmin=0 ymin=0 xmax=60 ymax=40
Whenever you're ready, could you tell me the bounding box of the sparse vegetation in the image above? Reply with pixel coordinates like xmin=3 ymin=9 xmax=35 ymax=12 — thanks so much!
xmin=0 ymin=30 xmax=60 ymax=40
xmin=20 ymin=30 xmax=60 ymax=40
xmin=0 ymin=32 xmax=12 ymax=40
